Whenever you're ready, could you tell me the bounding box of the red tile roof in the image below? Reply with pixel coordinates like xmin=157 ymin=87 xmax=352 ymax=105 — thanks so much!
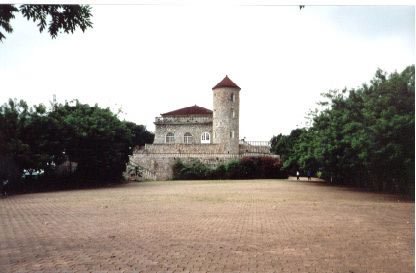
xmin=161 ymin=105 xmax=213 ymax=116
xmin=212 ymin=75 xmax=241 ymax=90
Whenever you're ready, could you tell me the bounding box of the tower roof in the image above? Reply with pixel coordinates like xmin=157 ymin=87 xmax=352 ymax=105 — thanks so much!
xmin=161 ymin=105 xmax=213 ymax=116
xmin=212 ymin=75 xmax=241 ymax=90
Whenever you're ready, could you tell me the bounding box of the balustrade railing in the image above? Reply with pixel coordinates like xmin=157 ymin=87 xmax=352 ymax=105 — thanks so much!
xmin=154 ymin=116 xmax=212 ymax=124
xmin=239 ymin=140 xmax=271 ymax=147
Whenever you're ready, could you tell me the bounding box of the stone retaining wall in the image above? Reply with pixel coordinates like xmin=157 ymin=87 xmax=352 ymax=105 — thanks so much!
xmin=127 ymin=152 xmax=280 ymax=181
xmin=127 ymin=142 xmax=278 ymax=181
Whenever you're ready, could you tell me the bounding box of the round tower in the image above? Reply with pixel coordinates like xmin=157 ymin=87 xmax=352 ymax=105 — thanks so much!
xmin=212 ymin=75 xmax=241 ymax=154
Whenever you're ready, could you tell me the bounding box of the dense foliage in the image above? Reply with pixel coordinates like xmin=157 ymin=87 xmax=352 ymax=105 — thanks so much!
xmin=270 ymin=128 xmax=305 ymax=174
xmin=0 ymin=4 xmax=92 ymax=42
xmin=173 ymin=156 xmax=287 ymax=180
xmin=271 ymin=66 xmax=415 ymax=195
xmin=0 ymin=99 xmax=154 ymax=192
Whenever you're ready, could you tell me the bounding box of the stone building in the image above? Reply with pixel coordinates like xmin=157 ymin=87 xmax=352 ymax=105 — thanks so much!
xmin=126 ymin=76 xmax=278 ymax=181
xmin=153 ymin=105 xmax=213 ymax=146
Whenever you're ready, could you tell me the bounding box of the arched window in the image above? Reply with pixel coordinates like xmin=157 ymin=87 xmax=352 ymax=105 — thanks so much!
xmin=184 ymin=132 xmax=193 ymax=144
xmin=166 ymin=132 xmax=175 ymax=143
xmin=201 ymin=132 xmax=210 ymax=144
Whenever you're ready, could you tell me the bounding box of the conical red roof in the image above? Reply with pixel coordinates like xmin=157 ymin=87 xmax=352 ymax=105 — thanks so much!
xmin=212 ymin=75 xmax=241 ymax=90
xmin=161 ymin=105 xmax=213 ymax=116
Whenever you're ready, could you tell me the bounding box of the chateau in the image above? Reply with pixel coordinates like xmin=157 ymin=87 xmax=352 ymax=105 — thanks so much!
xmin=126 ymin=76 xmax=278 ymax=180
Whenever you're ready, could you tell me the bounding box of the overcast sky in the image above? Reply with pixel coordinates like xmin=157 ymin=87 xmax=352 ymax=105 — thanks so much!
xmin=0 ymin=4 xmax=414 ymax=140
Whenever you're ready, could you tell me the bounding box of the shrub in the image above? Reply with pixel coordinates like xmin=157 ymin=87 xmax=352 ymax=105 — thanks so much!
xmin=172 ymin=157 xmax=287 ymax=180
xmin=173 ymin=159 xmax=211 ymax=180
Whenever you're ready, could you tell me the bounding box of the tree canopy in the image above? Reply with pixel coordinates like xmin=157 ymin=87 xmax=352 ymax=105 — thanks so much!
xmin=271 ymin=65 xmax=415 ymax=196
xmin=0 ymin=4 xmax=92 ymax=42
xmin=0 ymin=99 xmax=154 ymax=192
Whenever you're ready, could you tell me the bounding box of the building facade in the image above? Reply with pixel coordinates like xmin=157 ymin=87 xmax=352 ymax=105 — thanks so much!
xmin=126 ymin=76 xmax=278 ymax=181
xmin=153 ymin=105 xmax=213 ymax=145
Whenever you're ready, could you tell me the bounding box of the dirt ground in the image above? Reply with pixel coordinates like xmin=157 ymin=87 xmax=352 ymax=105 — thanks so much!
xmin=0 ymin=178 xmax=414 ymax=273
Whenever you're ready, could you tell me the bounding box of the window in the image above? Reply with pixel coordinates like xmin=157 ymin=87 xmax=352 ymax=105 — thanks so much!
xmin=201 ymin=132 xmax=210 ymax=144
xmin=232 ymin=109 xmax=235 ymax=118
xmin=230 ymin=93 xmax=235 ymax=102
xmin=230 ymin=130 xmax=235 ymax=139
xmin=166 ymin=132 xmax=175 ymax=143
xmin=184 ymin=132 xmax=193 ymax=144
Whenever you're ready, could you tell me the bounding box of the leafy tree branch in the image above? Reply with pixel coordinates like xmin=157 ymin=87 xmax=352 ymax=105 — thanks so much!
xmin=0 ymin=4 xmax=92 ymax=42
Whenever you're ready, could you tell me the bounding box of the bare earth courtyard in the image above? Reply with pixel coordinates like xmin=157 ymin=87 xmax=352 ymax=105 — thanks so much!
xmin=0 ymin=179 xmax=414 ymax=273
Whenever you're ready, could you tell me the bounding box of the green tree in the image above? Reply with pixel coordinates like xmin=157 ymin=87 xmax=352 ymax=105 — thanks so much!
xmin=271 ymin=128 xmax=305 ymax=173
xmin=0 ymin=4 xmax=92 ymax=42
xmin=0 ymin=99 xmax=31 ymax=181
xmin=281 ymin=65 xmax=414 ymax=195
xmin=0 ymin=98 xmax=154 ymax=191
xmin=48 ymin=101 xmax=133 ymax=182
xmin=124 ymin=122 xmax=155 ymax=148
xmin=0 ymin=99 xmax=65 ymax=185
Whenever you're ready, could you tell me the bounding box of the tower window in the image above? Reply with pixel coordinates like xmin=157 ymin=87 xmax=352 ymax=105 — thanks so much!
xmin=184 ymin=132 xmax=193 ymax=144
xmin=232 ymin=109 xmax=235 ymax=118
xmin=166 ymin=132 xmax=175 ymax=143
xmin=230 ymin=93 xmax=235 ymax=102
xmin=230 ymin=130 xmax=235 ymax=139
xmin=201 ymin=132 xmax=210 ymax=144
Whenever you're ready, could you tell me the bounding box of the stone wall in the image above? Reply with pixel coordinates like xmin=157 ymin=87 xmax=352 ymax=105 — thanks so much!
xmin=129 ymin=154 xmax=176 ymax=181
xmin=127 ymin=150 xmax=280 ymax=181
xmin=128 ymin=153 xmax=240 ymax=181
